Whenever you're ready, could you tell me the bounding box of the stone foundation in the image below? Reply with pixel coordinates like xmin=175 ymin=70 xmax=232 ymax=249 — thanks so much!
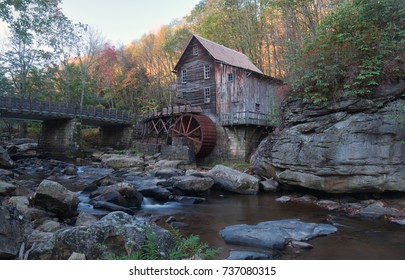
xmin=38 ymin=119 xmax=82 ymax=159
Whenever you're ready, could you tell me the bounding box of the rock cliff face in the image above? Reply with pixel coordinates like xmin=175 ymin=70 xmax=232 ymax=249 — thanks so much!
xmin=252 ymin=82 xmax=405 ymax=193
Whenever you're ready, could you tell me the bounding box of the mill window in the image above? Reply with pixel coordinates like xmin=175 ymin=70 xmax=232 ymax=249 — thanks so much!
xmin=204 ymin=65 xmax=210 ymax=79
xmin=181 ymin=69 xmax=187 ymax=84
xmin=193 ymin=46 xmax=198 ymax=56
xmin=228 ymin=73 xmax=234 ymax=82
xmin=204 ymin=87 xmax=211 ymax=103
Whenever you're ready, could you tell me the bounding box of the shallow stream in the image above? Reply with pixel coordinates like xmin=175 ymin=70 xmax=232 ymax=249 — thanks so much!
xmin=139 ymin=190 xmax=405 ymax=259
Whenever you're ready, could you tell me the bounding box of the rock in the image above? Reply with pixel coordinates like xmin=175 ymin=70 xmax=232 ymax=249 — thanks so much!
xmin=68 ymin=252 xmax=86 ymax=260
xmin=172 ymin=195 xmax=206 ymax=204
xmin=90 ymin=182 xmax=143 ymax=209
xmin=275 ymin=196 xmax=291 ymax=203
xmin=8 ymin=196 xmax=29 ymax=213
xmin=63 ymin=166 xmax=77 ymax=176
xmin=165 ymin=216 xmax=176 ymax=223
xmin=207 ymin=165 xmax=259 ymax=195
xmin=101 ymin=154 xmax=146 ymax=170
xmin=252 ymin=86 xmax=405 ymax=193
xmin=7 ymin=142 xmax=37 ymax=159
xmin=0 ymin=146 xmax=14 ymax=169
xmin=168 ymin=221 xmax=189 ymax=229
xmin=289 ymin=240 xmax=314 ymax=249
xmin=28 ymin=211 xmax=176 ymax=260
xmin=0 ymin=169 xmax=14 ymax=180
xmin=75 ymin=212 xmax=98 ymax=227
xmin=0 ymin=180 xmax=16 ymax=195
xmin=156 ymin=160 xmax=185 ymax=169
xmin=93 ymin=201 xmax=135 ymax=214
xmin=33 ymin=180 xmax=79 ymax=218
xmin=220 ymin=219 xmax=337 ymax=250
xmin=390 ymin=218 xmax=405 ymax=226
xmin=0 ymin=204 xmax=33 ymax=259
xmin=138 ymin=186 xmax=173 ymax=202
xmin=173 ymin=175 xmax=214 ymax=194
xmin=226 ymin=250 xmax=274 ymax=260
xmin=36 ymin=220 xmax=61 ymax=232
xmin=260 ymin=178 xmax=279 ymax=192
xmin=356 ymin=201 xmax=400 ymax=218
xmin=154 ymin=168 xmax=185 ymax=179
xmin=317 ymin=200 xmax=341 ymax=211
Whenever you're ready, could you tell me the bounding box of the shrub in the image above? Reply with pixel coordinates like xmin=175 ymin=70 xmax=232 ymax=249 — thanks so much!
xmin=289 ymin=0 xmax=405 ymax=103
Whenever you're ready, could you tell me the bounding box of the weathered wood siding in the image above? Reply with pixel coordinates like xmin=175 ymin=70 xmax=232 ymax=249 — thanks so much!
xmin=215 ymin=64 xmax=275 ymax=117
xmin=176 ymin=38 xmax=216 ymax=114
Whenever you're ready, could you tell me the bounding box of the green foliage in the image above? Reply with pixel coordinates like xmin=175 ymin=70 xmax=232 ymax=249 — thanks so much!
xmin=105 ymin=226 xmax=219 ymax=260
xmin=169 ymin=228 xmax=219 ymax=260
xmin=289 ymin=0 xmax=405 ymax=103
xmin=26 ymin=121 xmax=41 ymax=139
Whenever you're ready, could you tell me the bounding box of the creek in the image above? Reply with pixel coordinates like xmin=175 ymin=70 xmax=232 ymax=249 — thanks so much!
xmin=140 ymin=190 xmax=405 ymax=259
xmin=13 ymin=159 xmax=405 ymax=260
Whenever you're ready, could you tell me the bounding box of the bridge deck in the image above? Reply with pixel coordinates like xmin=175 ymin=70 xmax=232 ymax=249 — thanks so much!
xmin=0 ymin=96 xmax=135 ymax=126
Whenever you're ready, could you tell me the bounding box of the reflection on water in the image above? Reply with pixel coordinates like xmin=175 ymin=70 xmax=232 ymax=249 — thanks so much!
xmin=140 ymin=190 xmax=405 ymax=260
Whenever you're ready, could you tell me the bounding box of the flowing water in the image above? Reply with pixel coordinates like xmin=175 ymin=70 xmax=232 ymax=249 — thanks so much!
xmin=139 ymin=190 xmax=405 ymax=260
xmin=15 ymin=161 xmax=405 ymax=260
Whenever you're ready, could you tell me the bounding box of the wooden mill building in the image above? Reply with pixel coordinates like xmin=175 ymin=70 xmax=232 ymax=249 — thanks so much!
xmin=140 ymin=34 xmax=281 ymax=161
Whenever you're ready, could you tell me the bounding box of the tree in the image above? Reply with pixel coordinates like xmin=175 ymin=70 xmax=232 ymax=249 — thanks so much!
xmin=0 ymin=0 xmax=76 ymax=99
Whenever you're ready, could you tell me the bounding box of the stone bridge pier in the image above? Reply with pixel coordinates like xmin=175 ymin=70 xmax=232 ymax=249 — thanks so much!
xmin=37 ymin=118 xmax=134 ymax=159
xmin=37 ymin=119 xmax=82 ymax=159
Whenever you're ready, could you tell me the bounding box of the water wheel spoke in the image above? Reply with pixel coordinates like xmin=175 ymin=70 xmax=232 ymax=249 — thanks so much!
xmin=172 ymin=128 xmax=185 ymax=137
xmin=187 ymin=125 xmax=201 ymax=136
xmin=187 ymin=137 xmax=202 ymax=145
xmin=186 ymin=115 xmax=193 ymax=133
xmin=180 ymin=116 xmax=186 ymax=134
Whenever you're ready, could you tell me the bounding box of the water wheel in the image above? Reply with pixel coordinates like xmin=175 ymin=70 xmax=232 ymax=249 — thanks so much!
xmin=171 ymin=114 xmax=217 ymax=157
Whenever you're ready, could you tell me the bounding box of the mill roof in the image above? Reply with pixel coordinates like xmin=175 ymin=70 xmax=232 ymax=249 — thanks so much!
xmin=174 ymin=34 xmax=264 ymax=75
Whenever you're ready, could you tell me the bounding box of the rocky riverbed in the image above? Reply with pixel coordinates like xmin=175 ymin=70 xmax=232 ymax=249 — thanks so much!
xmin=1 ymin=139 xmax=405 ymax=260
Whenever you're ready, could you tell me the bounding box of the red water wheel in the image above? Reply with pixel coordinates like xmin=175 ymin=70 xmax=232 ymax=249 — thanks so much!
xmin=171 ymin=114 xmax=217 ymax=157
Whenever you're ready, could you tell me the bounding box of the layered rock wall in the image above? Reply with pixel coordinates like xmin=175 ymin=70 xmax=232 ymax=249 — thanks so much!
xmin=252 ymin=82 xmax=405 ymax=193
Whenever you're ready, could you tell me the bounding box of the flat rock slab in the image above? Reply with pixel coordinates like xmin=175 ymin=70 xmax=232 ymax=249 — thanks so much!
xmin=226 ymin=250 xmax=274 ymax=260
xmin=220 ymin=219 xmax=337 ymax=250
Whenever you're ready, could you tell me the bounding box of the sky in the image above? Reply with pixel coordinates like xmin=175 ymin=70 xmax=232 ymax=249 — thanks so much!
xmin=61 ymin=0 xmax=201 ymax=45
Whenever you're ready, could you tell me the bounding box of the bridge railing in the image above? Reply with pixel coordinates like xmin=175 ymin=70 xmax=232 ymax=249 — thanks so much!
xmin=0 ymin=96 xmax=135 ymax=124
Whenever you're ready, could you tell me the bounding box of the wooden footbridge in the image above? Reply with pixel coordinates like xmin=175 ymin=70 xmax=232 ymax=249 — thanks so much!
xmin=0 ymin=96 xmax=135 ymax=126
xmin=0 ymin=96 xmax=136 ymax=158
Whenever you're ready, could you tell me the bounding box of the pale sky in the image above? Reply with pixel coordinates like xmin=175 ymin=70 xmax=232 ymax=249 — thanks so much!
xmin=61 ymin=0 xmax=201 ymax=45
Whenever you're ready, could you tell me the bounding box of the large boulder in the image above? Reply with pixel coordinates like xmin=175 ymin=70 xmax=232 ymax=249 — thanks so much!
xmin=7 ymin=142 xmax=37 ymax=159
xmin=101 ymin=154 xmax=146 ymax=170
xmin=33 ymin=180 xmax=79 ymax=218
xmin=207 ymin=165 xmax=259 ymax=195
xmin=220 ymin=219 xmax=337 ymax=250
xmin=0 ymin=203 xmax=33 ymax=259
xmin=173 ymin=175 xmax=214 ymax=195
xmin=90 ymin=182 xmax=143 ymax=209
xmin=0 ymin=181 xmax=16 ymax=195
xmin=28 ymin=211 xmax=175 ymax=260
xmin=0 ymin=146 xmax=14 ymax=169
xmin=252 ymin=83 xmax=405 ymax=193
